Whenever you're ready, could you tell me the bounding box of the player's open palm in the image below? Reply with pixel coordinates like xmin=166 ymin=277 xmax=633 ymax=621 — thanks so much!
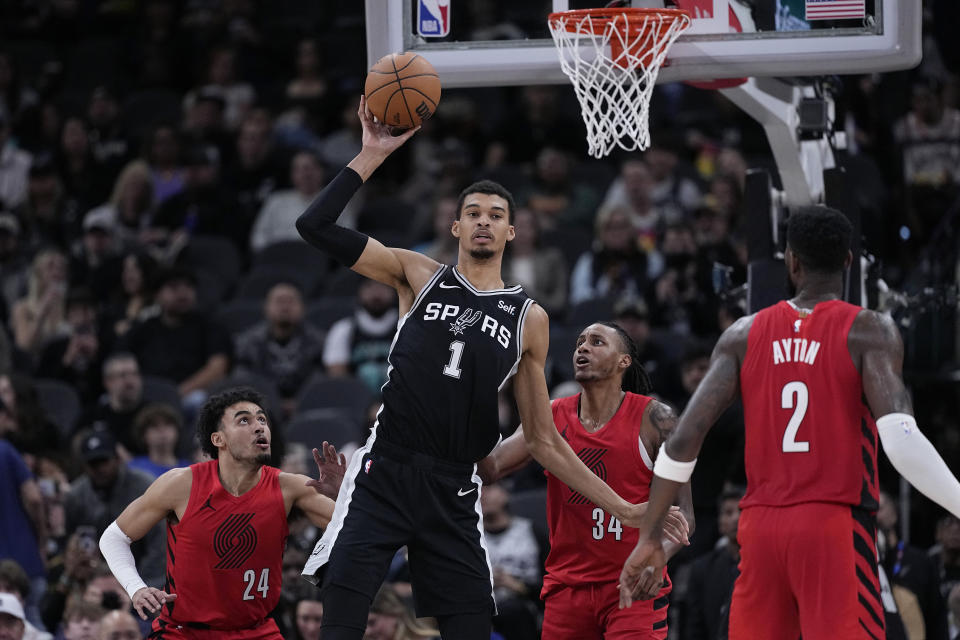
xmin=305 ymin=441 xmax=346 ymax=500
xmin=132 ymin=586 xmax=177 ymax=620
xmin=618 ymin=536 xmax=666 ymax=609
xmin=357 ymin=95 xmax=419 ymax=155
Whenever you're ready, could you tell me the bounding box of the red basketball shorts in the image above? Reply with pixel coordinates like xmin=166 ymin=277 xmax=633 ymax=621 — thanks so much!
xmin=541 ymin=574 xmax=670 ymax=640
xmin=149 ymin=617 xmax=284 ymax=639
xmin=729 ymin=502 xmax=885 ymax=640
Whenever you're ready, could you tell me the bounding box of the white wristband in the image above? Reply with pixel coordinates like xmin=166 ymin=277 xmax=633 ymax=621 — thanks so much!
xmin=653 ymin=444 xmax=697 ymax=483
xmin=99 ymin=521 xmax=149 ymax=599
xmin=876 ymin=412 xmax=917 ymax=437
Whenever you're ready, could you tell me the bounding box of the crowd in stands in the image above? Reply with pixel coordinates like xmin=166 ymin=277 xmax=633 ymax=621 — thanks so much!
xmin=0 ymin=1 xmax=958 ymax=638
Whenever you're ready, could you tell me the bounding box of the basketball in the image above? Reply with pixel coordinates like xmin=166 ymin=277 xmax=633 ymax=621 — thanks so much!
xmin=364 ymin=52 xmax=441 ymax=129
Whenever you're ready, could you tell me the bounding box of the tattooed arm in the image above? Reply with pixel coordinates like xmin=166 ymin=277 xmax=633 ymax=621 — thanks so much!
xmin=641 ymin=401 xmax=695 ymax=557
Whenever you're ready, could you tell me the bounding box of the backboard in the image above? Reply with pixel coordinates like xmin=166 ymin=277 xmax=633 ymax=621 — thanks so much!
xmin=365 ymin=0 xmax=921 ymax=88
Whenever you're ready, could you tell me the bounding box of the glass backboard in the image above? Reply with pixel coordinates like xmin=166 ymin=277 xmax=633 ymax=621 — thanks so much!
xmin=364 ymin=0 xmax=921 ymax=88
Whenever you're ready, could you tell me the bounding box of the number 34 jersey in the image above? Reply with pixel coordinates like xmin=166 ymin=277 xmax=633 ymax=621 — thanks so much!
xmin=740 ymin=300 xmax=879 ymax=511
xmin=377 ymin=265 xmax=534 ymax=463
xmin=160 ymin=460 xmax=288 ymax=630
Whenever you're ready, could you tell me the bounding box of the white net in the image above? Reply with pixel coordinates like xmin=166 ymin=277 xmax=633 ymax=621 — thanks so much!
xmin=548 ymin=10 xmax=691 ymax=158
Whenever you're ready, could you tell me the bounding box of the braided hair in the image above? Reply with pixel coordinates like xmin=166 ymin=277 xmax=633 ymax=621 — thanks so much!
xmin=598 ymin=321 xmax=653 ymax=395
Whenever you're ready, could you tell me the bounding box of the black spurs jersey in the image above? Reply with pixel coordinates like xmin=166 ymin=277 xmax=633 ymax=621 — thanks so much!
xmin=376 ymin=265 xmax=535 ymax=463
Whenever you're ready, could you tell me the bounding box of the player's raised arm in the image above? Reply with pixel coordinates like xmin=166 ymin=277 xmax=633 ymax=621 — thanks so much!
xmin=514 ymin=305 xmax=641 ymax=526
xmin=280 ymin=472 xmax=336 ymax=529
xmin=99 ymin=468 xmax=190 ymax=619
xmin=857 ymin=310 xmax=960 ymax=518
xmin=295 ymin=96 xmax=439 ymax=303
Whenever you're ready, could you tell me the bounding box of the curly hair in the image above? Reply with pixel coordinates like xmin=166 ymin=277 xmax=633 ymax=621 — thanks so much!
xmin=597 ymin=321 xmax=653 ymax=395
xmin=195 ymin=387 xmax=266 ymax=459
xmin=786 ymin=206 xmax=852 ymax=274
xmin=455 ymin=180 xmax=516 ymax=223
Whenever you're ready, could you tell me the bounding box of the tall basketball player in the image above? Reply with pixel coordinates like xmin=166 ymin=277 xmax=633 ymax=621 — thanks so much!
xmin=481 ymin=321 xmax=693 ymax=639
xmin=98 ymin=388 xmax=337 ymax=639
xmin=619 ymin=206 xmax=960 ymax=639
xmin=296 ymin=96 xmax=646 ymax=640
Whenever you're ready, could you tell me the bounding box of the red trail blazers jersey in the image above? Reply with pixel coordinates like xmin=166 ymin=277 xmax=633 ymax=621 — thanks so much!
xmin=740 ymin=300 xmax=879 ymax=510
xmin=160 ymin=460 xmax=288 ymax=630
xmin=543 ymin=392 xmax=658 ymax=594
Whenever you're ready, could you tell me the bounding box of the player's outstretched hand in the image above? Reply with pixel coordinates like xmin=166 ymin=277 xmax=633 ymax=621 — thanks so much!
xmin=618 ymin=536 xmax=666 ymax=609
xmin=131 ymin=587 xmax=177 ymax=620
xmin=357 ymin=95 xmax=420 ymax=156
xmin=305 ymin=442 xmax=346 ymax=500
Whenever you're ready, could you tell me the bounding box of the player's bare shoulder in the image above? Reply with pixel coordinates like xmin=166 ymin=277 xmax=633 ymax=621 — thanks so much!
xmin=643 ymin=399 xmax=679 ymax=454
xmin=149 ymin=466 xmax=193 ymax=519
xmin=715 ymin=312 xmax=756 ymax=361
xmin=848 ymin=308 xmax=903 ymax=367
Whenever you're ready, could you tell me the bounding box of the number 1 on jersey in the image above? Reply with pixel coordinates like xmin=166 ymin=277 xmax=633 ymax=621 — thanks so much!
xmin=781 ymin=381 xmax=810 ymax=453
xmin=443 ymin=340 xmax=465 ymax=379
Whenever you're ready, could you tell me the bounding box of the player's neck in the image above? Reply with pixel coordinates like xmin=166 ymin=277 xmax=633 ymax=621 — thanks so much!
xmin=454 ymin=257 xmax=505 ymax=291
xmin=217 ymin=459 xmax=263 ymax=497
xmin=577 ymin=384 xmax=625 ymax=433
xmin=791 ymin=274 xmax=844 ymax=309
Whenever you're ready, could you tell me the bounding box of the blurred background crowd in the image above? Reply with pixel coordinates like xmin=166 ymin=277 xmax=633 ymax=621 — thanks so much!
xmin=0 ymin=1 xmax=958 ymax=639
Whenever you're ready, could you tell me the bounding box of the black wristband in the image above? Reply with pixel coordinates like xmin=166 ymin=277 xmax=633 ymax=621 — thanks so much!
xmin=296 ymin=167 xmax=369 ymax=266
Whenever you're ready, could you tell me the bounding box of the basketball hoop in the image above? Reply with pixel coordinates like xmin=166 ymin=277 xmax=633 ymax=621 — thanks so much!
xmin=548 ymin=8 xmax=691 ymax=158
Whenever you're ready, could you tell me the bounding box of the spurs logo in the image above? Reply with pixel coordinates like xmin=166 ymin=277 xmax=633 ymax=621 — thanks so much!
xmin=449 ymin=308 xmax=482 ymax=336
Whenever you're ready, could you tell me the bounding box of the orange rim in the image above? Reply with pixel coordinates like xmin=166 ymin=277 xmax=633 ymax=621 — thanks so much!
xmin=548 ymin=8 xmax=691 ymax=35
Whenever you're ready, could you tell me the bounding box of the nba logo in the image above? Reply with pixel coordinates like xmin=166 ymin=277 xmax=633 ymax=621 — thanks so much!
xmin=417 ymin=0 xmax=450 ymax=38
xmin=364 ymin=459 xmax=373 ymax=474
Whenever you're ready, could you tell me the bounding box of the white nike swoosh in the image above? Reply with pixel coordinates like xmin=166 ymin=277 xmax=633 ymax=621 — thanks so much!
xmin=439 ymin=283 xmax=461 ymax=289
xmin=457 ymin=487 xmax=476 ymax=496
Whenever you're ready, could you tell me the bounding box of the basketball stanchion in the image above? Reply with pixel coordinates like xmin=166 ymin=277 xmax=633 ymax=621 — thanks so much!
xmin=547 ymin=8 xmax=691 ymax=158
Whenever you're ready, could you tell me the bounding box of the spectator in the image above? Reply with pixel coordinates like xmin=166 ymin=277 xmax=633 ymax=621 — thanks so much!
xmin=95 ymin=610 xmax=139 ymax=640
xmin=0 ymin=560 xmax=51 ymax=640
xmin=0 ymin=591 xmax=26 ymax=640
xmin=949 ymin=584 xmax=960 ymax=640
xmin=413 ymin=196 xmax=459 ymax=266
xmin=503 ymin=207 xmax=567 ymax=316
xmin=569 ymin=204 xmax=659 ymax=305
xmin=80 ymin=353 xmax=146 ymax=456
xmin=932 ymin=516 xmax=960 ymax=601
xmin=612 ymin=296 xmax=678 ymax=401
xmin=293 ymin=596 xmax=323 ymax=640
xmin=120 ymin=267 xmax=232 ymax=399
xmin=249 ymin=150 xmax=325 ymax=252
xmin=19 ymin=157 xmax=74 ymax=252
xmin=55 ymin=117 xmax=111 ymax=218
xmin=103 ymin=252 xmax=157 ymax=341
xmin=0 ymin=442 xmax=47 ymax=620
xmin=520 ymin=147 xmax=600 ymax=230
xmin=235 ymin=283 xmax=324 ymax=411
xmin=481 ymin=483 xmax=541 ymax=640
xmin=683 ymin=487 xmax=744 ymax=640
xmin=318 ymin=99 xmax=363 ymax=169
xmin=323 ymin=279 xmax=398 ymax=392
xmin=36 ymin=288 xmax=104 ymax=406
xmin=63 ymin=429 xmax=163 ymax=587
xmin=68 ymin=209 xmax=122 ymax=302
xmin=181 ymin=90 xmax=232 ymax=160
xmin=0 ymin=373 xmax=62 ymax=466
xmin=85 ymin=87 xmax=129 ymax=176
xmin=38 ymin=531 xmax=100 ymax=633
xmin=60 ymin=600 xmax=103 ymax=640
xmin=0 ymin=104 xmax=31 ymax=209
xmin=600 ymin=159 xmax=680 ymax=239
xmin=151 ymin=144 xmax=244 ymax=252
xmin=223 ymin=113 xmax=282 ymax=232
xmin=274 ymin=547 xmax=312 ymax=637
xmin=878 ymin=490 xmax=949 ymax=639
xmin=488 ymin=86 xmax=584 ymax=164
xmin=88 ymin=161 xmax=156 ymax=252
xmin=10 ymin=248 xmax=68 ymax=358
xmin=0 ymin=211 xmax=29 ymax=311
xmin=283 ymin=39 xmax=328 ymax=130
xmin=652 ymin=223 xmax=714 ymax=335
xmin=81 ymin=567 xmax=129 ymax=614
xmin=142 ymin=126 xmax=185 ymax=206
xmin=182 ymin=46 xmax=254 ymax=131
xmin=0 ymin=50 xmax=38 ymax=124
xmin=126 ymin=403 xmax=188 ymax=479
xmin=646 ymin=138 xmax=703 ymax=218
xmin=365 ymin=585 xmax=439 ymax=640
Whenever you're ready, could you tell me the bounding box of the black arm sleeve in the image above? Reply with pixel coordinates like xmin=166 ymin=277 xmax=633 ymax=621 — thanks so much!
xmin=295 ymin=167 xmax=370 ymax=266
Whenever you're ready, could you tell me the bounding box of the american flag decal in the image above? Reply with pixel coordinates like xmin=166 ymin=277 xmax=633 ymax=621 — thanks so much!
xmin=805 ymin=0 xmax=866 ymax=20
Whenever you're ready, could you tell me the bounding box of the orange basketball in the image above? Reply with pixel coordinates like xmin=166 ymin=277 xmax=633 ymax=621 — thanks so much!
xmin=364 ymin=52 xmax=441 ymax=129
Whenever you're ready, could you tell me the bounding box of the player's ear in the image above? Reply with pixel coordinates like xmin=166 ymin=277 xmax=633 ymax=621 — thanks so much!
xmin=210 ymin=430 xmax=224 ymax=450
xmin=451 ymin=219 xmax=461 ymax=238
xmin=619 ymin=353 xmax=632 ymax=371
xmin=842 ymin=249 xmax=853 ymax=270
xmin=506 ymin=223 xmax=515 ymax=242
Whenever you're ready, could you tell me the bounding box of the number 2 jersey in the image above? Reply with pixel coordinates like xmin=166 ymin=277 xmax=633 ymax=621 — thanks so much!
xmin=376 ymin=265 xmax=534 ymax=463
xmin=543 ymin=392 xmax=659 ymax=595
xmin=739 ymin=299 xmax=879 ymax=511
xmin=159 ymin=460 xmax=288 ymax=630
